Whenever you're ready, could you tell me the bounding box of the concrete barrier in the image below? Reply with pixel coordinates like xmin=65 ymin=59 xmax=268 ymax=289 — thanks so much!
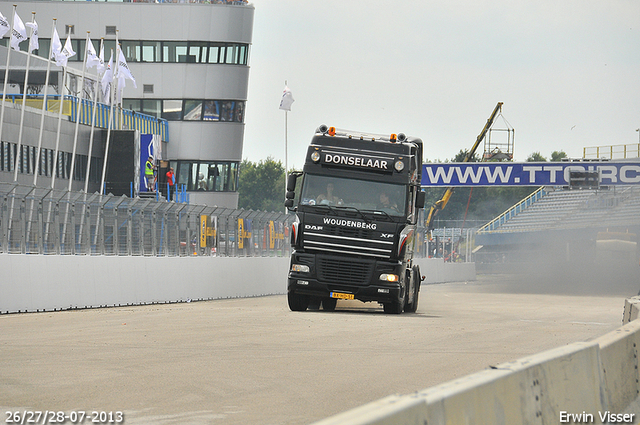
xmin=413 ymin=257 xmax=476 ymax=284
xmin=0 ymin=254 xmax=290 ymax=314
xmin=0 ymin=254 xmax=476 ymax=314
xmin=312 ymin=300 xmax=640 ymax=425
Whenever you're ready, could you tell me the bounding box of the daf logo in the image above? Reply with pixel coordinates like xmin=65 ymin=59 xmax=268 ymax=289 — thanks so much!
xmin=381 ymin=233 xmax=394 ymax=239
xmin=305 ymin=225 xmax=323 ymax=231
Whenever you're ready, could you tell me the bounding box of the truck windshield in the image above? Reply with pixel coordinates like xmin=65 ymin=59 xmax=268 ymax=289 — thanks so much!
xmin=299 ymin=174 xmax=407 ymax=216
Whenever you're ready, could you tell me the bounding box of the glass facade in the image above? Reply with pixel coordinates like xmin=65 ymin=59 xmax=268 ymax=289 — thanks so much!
xmin=173 ymin=160 xmax=238 ymax=192
xmin=122 ymin=99 xmax=245 ymax=122
xmin=0 ymin=38 xmax=250 ymax=65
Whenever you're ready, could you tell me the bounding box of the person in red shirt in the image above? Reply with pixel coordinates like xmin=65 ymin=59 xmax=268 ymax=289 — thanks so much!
xmin=166 ymin=167 xmax=175 ymax=199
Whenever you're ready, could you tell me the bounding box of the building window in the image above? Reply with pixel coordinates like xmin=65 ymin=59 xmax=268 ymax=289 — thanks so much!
xmin=162 ymin=100 xmax=182 ymax=121
xmin=183 ymin=100 xmax=202 ymax=121
xmin=124 ymin=99 xmax=245 ymax=122
xmin=106 ymin=26 xmax=117 ymax=36
xmin=175 ymin=160 xmax=238 ymax=192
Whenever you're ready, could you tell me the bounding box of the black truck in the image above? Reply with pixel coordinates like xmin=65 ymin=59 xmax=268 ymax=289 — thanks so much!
xmin=285 ymin=125 xmax=425 ymax=314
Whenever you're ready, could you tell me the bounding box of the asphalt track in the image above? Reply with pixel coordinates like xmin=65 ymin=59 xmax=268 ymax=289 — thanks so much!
xmin=0 ymin=274 xmax=633 ymax=425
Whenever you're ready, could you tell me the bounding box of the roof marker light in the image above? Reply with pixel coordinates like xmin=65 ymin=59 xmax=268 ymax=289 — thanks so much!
xmin=390 ymin=134 xmax=397 ymax=143
xmin=328 ymin=127 xmax=336 ymax=136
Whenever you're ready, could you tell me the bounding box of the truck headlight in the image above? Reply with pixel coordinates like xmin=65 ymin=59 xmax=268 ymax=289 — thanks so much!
xmin=379 ymin=273 xmax=399 ymax=282
xmin=291 ymin=264 xmax=310 ymax=273
xmin=394 ymin=160 xmax=405 ymax=172
xmin=311 ymin=151 xmax=320 ymax=163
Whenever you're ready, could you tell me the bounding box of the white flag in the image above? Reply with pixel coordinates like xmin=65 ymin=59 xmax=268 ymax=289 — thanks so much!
xmin=10 ymin=11 xmax=27 ymax=51
xmin=51 ymin=27 xmax=67 ymax=66
xmin=279 ymin=85 xmax=294 ymax=111
xmin=97 ymin=41 xmax=105 ymax=74
xmin=61 ymin=33 xmax=76 ymax=61
xmin=86 ymin=38 xmax=102 ymax=70
xmin=101 ymin=52 xmax=113 ymax=105
xmin=0 ymin=12 xmax=10 ymax=39
xmin=25 ymin=19 xmax=38 ymax=53
xmin=116 ymin=48 xmax=136 ymax=88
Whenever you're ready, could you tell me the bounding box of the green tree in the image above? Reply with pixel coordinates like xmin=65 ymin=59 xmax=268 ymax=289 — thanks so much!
xmin=238 ymin=157 xmax=286 ymax=212
xmin=550 ymin=150 xmax=567 ymax=162
xmin=526 ymin=151 xmax=547 ymax=162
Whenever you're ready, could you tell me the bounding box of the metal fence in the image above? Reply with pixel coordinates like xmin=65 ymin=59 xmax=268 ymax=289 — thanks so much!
xmin=0 ymin=183 xmax=294 ymax=257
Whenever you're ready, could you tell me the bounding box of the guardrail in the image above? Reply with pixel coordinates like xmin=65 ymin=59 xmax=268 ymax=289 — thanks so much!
xmin=2 ymin=93 xmax=169 ymax=142
xmin=313 ymin=298 xmax=640 ymax=425
xmin=0 ymin=183 xmax=293 ymax=257
xmin=584 ymin=143 xmax=640 ymax=160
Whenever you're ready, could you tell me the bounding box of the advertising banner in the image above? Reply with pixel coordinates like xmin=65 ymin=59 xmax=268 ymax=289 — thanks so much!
xmin=421 ymin=162 xmax=640 ymax=187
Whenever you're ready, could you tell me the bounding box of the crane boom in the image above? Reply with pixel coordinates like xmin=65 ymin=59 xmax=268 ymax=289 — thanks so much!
xmin=425 ymin=102 xmax=504 ymax=233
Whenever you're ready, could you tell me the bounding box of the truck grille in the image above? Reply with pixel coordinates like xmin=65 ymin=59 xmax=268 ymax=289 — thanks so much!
xmin=317 ymin=257 xmax=373 ymax=285
xmin=303 ymin=231 xmax=393 ymax=258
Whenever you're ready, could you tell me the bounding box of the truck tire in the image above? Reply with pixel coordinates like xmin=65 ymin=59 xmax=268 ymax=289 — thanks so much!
xmin=322 ymin=298 xmax=337 ymax=311
xmin=288 ymin=291 xmax=310 ymax=311
xmin=383 ymin=284 xmax=406 ymax=314
xmin=404 ymin=267 xmax=421 ymax=313
xmin=308 ymin=298 xmax=322 ymax=310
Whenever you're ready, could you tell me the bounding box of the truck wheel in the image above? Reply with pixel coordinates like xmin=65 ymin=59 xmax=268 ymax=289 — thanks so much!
xmin=383 ymin=300 xmax=403 ymax=314
xmin=383 ymin=285 xmax=405 ymax=314
xmin=404 ymin=267 xmax=421 ymax=313
xmin=308 ymin=298 xmax=322 ymax=310
xmin=322 ymin=298 xmax=337 ymax=312
xmin=288 ymin=291 xmax=310 ymax=311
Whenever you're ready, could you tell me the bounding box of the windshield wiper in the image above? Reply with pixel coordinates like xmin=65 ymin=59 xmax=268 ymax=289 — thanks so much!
xmin=333 ymin=206 xmax=368 ymax=220
xmin=360 ymin=209 xmax=393 ymax=221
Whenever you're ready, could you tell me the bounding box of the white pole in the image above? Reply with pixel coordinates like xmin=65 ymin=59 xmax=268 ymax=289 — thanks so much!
xmin=0 ymin=5 xmax=18 ymax=146
xmin=50 ymin=65 xmax=67 ymax=189
xmin=33 ymin=18 xmax=56 ymax=186
xmin=67 ymin=31 xmax=90 ymax=192
xmin=84 ymin=38 xmax=103 ymax=193
xmin=13 ymin=11 xmax=35 ymax=181
xmin=284 ymin=80 xmax=288 ymax=214
xmin=100 ymin=46 xmax=117 ymax=195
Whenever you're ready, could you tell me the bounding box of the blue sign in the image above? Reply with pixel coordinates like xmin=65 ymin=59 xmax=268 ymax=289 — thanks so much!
xmin=421 ymin=162 xmax=640 ymax=187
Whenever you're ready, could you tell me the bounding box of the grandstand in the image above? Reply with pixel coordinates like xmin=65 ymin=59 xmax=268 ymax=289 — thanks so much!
xmin=474 ymin=184 xmax=640 ymax=291
xmin=473 ymin=184 xmax=640 ymax=295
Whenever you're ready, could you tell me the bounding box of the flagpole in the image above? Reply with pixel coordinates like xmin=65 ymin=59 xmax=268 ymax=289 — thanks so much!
xmin=50 ymin=65 xmax=67 ymax=189
xmin=51 ymin=30 xmax=75 ymax=189
xmin=0 ymin=5 xmax=17 ymax=148
xmin=100 ymin=46 xmax=117 ymax=195
xmin=84 ymin=37 xmax=103 ymax=193
xmin=68 ymin=31 xmax=90 ymax=192
xmin=33 ymin=18 xmax=56 ymax=186
xmin=13 ymin=11 xmax=35 ymax=181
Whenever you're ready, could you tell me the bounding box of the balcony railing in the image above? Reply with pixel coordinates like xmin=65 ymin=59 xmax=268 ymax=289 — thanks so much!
xmin=1 ymin=93 xmax=168 ymax=141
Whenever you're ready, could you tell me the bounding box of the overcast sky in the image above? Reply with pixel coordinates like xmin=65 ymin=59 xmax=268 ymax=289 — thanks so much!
xmin=243 ymin=0 xmax=640 ymax=169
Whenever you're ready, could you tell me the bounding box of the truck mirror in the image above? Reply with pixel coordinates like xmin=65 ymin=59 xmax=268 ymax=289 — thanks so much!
xmin=286 ymin=190 xmax=295 ymax=200
xmin=286 ymin=173 xmax=299 ymax=192
xmin=284 ymin=199 xmax=294 ymax=208
xmin=416 ymin=191 xmax=425 ymax=209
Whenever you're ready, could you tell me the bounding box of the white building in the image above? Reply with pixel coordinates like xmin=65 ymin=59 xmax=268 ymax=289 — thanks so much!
xmin=0 ymin=0 xmax=254 ymax=208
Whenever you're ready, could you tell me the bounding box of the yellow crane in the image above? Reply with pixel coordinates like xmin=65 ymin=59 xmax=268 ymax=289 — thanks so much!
xmin=425 ymin=102 xmax=504 ymax=233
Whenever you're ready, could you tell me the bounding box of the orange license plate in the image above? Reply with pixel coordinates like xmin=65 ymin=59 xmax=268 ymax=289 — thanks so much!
xmin=330 ymin=292 xmax=354 ymax=300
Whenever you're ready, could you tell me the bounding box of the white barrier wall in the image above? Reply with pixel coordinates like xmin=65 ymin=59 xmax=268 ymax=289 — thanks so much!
xmin=0 ymin=255 xmax=290 ymax=314
xmin=414 ymin=257 xmax=476 ymax=284
xmin=313 ymin=297 xmax=640 ymax=425
xmin=0 ymin=254 xmax=475 ymax=314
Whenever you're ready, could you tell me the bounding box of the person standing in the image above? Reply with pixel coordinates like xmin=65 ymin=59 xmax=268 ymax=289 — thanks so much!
xmin=166 ymin=167 xmax=175 ymax=199
xmin=145 ymin=156 xmax=155 ymax=192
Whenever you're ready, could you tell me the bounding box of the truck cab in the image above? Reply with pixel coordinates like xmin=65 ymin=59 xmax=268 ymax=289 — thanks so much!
xmin=285 ymin=125 xmax=425 ymax=314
